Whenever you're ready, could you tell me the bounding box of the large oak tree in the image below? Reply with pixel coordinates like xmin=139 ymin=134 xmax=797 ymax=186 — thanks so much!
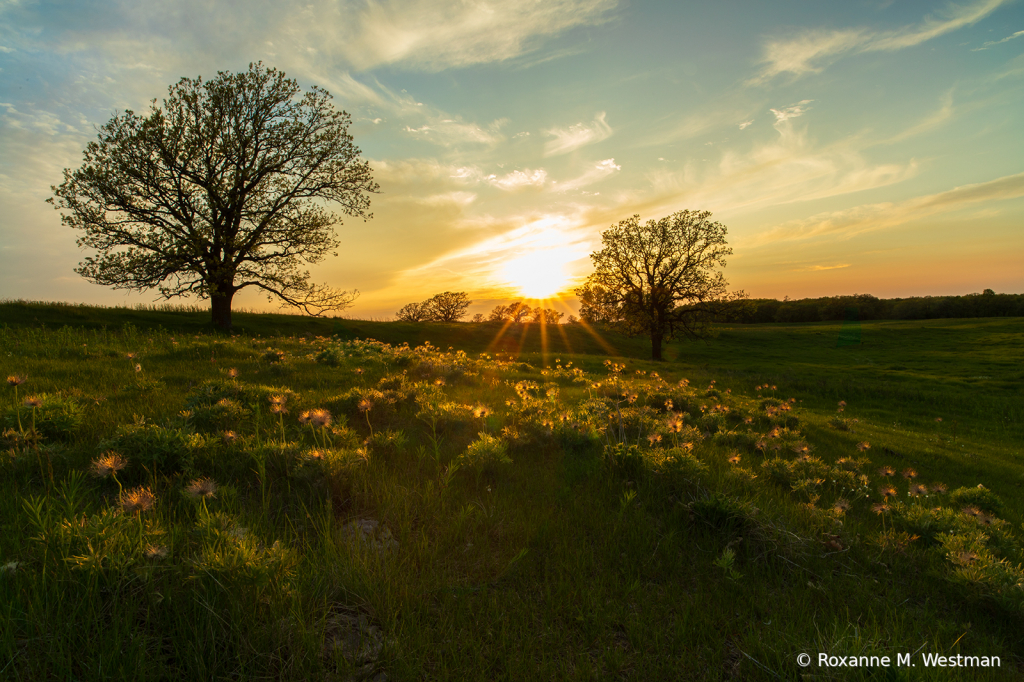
xmin=575 ymin=210 xmax=743 ymax=360
xmin=49 ymin=62 xmax=378 ymax=329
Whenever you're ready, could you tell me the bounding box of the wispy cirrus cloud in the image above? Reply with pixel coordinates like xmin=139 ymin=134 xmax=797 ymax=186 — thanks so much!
xmin=753 ymin=0 xmax=1009 ymax=81
xmin=543 ymin=112 xmax=613 ymax=156
xmin=753 ymin=171 xmax=1024 ymax=244
xmin=552 ymin=158 xmax=621 ymax=191
xmin=972 ymin=29 xmax=1024 ymax=50
xmin=487 ymin=169 xmax=549 ymax=191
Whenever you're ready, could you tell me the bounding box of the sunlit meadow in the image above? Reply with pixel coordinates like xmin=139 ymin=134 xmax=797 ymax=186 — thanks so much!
xmin=2 ymin=308 xmax=1023 ymax=680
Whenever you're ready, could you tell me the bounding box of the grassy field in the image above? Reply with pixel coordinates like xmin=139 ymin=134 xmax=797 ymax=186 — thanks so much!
xmin=2 ymin=303 xmax=1023 ymax=680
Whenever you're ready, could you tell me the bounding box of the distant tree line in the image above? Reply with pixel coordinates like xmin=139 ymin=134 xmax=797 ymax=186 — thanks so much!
xmin=395 ymin=294 xmax=569 ymax=324
xmin=712 ymin=290 xmax=1024 ymax=324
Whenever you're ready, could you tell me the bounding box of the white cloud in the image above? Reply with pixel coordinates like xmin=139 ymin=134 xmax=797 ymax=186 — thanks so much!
xmin=738 ymin=120 xmax=754 ymax=130
xmin=552 ymin=158 xmax=621 ymax=191
xmin=973 ymin=29 xmax=1024 ymax=50
xmin=754 ymin=171 xmax=1024 ymax=243
xmin=754 ymin=0 xmax=1009 ymax=81
xmin=770 ymin=100 xmax=813 ymax=123
xmin=487 ymin=169 xmax=549 ymax=191
xmin=544 ymin=112 xmax=612 ymax=156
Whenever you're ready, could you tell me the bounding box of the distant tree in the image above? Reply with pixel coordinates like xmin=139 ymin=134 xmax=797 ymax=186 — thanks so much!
xmin=576 ymin=210 xmax=743 ymax=360
xmin=471 ymin=313 xmax=485 ymax=323
xmin=566 ymin=314 xmax=579 ymax=324
xmin=533 ymin=307 xmax=563 ymax=324
xmin=423 ymin=291 xmax=472 ymax=322
xmin=49 ymin=62 xmax=378 ymax=330
xmin=489 ymin=301 xmax=534 ymax=323
xmin=395 ymin=302 xmax=430 ymax=322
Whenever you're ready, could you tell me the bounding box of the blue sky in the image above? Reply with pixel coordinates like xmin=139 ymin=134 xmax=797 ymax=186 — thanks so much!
xmin=1 ymin=0 xmax=1022 ymax=318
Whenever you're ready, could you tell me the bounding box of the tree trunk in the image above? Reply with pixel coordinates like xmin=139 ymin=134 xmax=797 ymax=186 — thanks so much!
xmin=651 ymin=329 xmax=664 ymax=361
xmin=211 ymin=289 xmax=235 ymax=330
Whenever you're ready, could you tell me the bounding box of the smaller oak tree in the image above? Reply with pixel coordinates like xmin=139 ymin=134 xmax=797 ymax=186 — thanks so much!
xmin=575 ymin=210 xmax=743 ymax=360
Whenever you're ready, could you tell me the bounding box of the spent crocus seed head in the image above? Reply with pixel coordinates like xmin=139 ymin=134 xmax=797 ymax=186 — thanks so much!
xmin=856 ymin=441 xmax=871 ymax=452
xmin=878 ymin=466 xmax=895 ymax=477
xmin=901 ymin=468 xmax=918 ymax=480
xmin=962 ymin=505 xmax=981 ymax=518
xmin=879 ymin=485 xmax=897 ymax=499
xmin=871 ymin=502 xmax=890 ymax=516
xmin=309 ymin=408 xmax=332 ymax=428
xmin=185 ymin=477 xmax=217 ymax=500
xmin=298 ymin=410 xmax=311 ymax=425
xmin=23 ymin=396 xmax=42 ymax=409
xmin=358 ymin=398 xmax=373 ymax=413
xmin=931 ymin=482 xmax=948 ymax=494
xmin=120 ymin=486 xmax=156 ymax=514
xmin=728 ymin=453 xmax=741 ymax=464
xmin=268 ymin=394 xmax=286 ymax=406
xmin=222 ymin=430 xmax=238 ymax=444
xmin=473 ymin=405 xmax=491 ymax=419
xmin=145 ymin=544 xmax=169 ymax=559
xmin=7 ymin=375 xmax=26 ymax=387
xmin=227 ymin=368 xmax=238 ymax=378
xmin=833 ymin=499 xmax=851 ymax=513
xmin=91 ymin=452 xmax=128 ymax=478
xmin=910 ymin=483 xmax=928 ymax=497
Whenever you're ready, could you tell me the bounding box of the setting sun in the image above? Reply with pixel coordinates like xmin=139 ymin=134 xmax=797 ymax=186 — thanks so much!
xmin=499 ymin=249 xmax=574 ymax=299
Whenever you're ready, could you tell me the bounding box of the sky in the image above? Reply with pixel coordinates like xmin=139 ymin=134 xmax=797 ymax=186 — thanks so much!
xmin=1 ymin=0 xmax=1022 ymax=320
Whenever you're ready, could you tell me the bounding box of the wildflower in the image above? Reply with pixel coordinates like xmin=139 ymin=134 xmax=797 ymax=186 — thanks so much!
xmin=901 ymin=468 xmax=918 ymax=480
xmin=755 ymin=439 xmax=767 ymax=451
xmin=931 ymin=482 xmax=948 ymax=494
xmin=473 ymin=404 xmax=491 ymax=419
xmin=728 ymin=453 xmax=741 ymax=465
xmin=678 ymin=378 xmax=689 ymax=387
xmin=935 ymin=417 xmax=942 ymax=423
xmin=270 ymin=403 xmax=287 ymax=415
xmin=216 ymin=398 xmax=235 ymax=409
xmin=134 ymin=364 xmax=142 ymax=373
xmin=222 ymin=430 xmax=238 ymax=444
xmin=743 ymin=417 xmax=753 ymax=425
xmin=624 ymin=392 xmax=638 ymax=404
xmin=768 ymin=427 xmax=780 ymax=439
xmin=648 ymin=434 xmax=663 ymax=446
xmin=298 ymin=410 xmax=311 ymax=425
xmin=309 ymin=408 xmax=332 ymax=428
xmin=871 ymin=502 xmax=890 ymax=515
xmin=878 ymin=466 xmax=894 ymax=477
xmin=856 ymin=441 xmax=870 ymax=452
xmin=833 ymin=499 xmax=851 ymax=513
xmin=791 ymin=442 xmax=811 ymax=455
xmin=358 ymin=398 xmax=373 ymax=413
xmin=858 ymin=474 xmax=870 ymax=486
xmin=879 ymin=485 xmax=897 ymax=499
xmin=120 ymin=486 xmax=156 ymax=514
xmin=961 ymin=506 xmax=981 ymax=518
xmin=664 ymin=399 xmax=673 ymax=411
xmin=354 ymin=368 xmax=364 ymax=376
xmin=185 ymin=477 xmax=217 ymax=500
xmin=23 ymin=396 xmax=42 ymax=409
xmin=954 ymin=551 xmax=978 ymax=564
xmin=434 ymin=378 xmax=445 ymax=386
xmin=909 ymin=484 xmax=927 ymax=497
xmin=227 ymin=368 xmax=239 ymax=378
xmin=770 ymin=385 xmax=777 ymax=391
xmin=307 ymin=449 xmax=326 ymax=462
xmin=666 ymin=413 xmax=684 ymax=433
xmin=838 ymin=401 xmax=846 ymax=408
xmin=145 ymin=545 xmax=169 ymax=560
xmin=91 ymin=452 xmax=128 ymax=478
xmin=126 ymin=353 xmax=136 ymax=360
xmin=7 ymin=375 xmax=26 ymax=386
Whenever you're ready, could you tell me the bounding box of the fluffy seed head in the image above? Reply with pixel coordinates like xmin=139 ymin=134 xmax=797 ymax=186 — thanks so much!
xmin=227 ymin=368 xmax=238 ymax=378
xmin=833 ymin=499 xmax=851 ymax=513
xmin=909 ymin=483 xmax=928 ymax=497
xmin=144 ymin=545 xmax=168 ymax=559
xmin=901 ymin=468 xmax=918 ymax=480
xmin=309 ymin=408 xmax=332 ymax=428
xmin=185 ymin=477 xmax=217 ymax=500
xmin=268 ymin=394 xmax=287 ymax=406
xmin=358 ymin=398 xmax=373 ymax=413
xmin=23 ymin=396 xmax=42 ymax=408
xmin=871 ymin=502 xmax=890 ymax=515
xmin=6 ymin=375 xmax=26 ymax=387
xmin=878 ymin=466 xmax=894 ymax=477
xmin=120 ymin=486 xmax=156 ymax=514
xmin=298 ymin=410 xmax=312 ymax=425
xmin=879 ymin=485 xmax=897 ymax=499
xmin=856 ymin=441 xmax=871 ymax=452
xmin=91 ymin=452 xmax=128 ymax=478
xmin=222 ymin=430 xmax=238 ymax=444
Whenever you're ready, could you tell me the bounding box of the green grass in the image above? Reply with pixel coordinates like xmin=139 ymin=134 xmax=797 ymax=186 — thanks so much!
xmin=1 ymin=305 xmax=1023 ymax=680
